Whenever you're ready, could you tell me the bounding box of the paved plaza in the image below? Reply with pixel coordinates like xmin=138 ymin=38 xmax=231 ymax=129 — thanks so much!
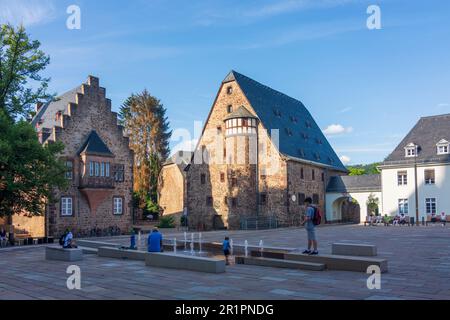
xmin=0 ymin=224 xmax=449 ymax=300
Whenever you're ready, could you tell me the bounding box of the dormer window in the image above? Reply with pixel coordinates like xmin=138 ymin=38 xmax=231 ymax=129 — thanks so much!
xmin=404 ymin=143 xmax=417 ymax=157
xmin=436 ymin=139 xmax=449 ymax=155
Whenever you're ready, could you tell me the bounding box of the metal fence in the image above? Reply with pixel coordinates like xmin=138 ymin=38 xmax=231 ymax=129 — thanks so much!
xmin=240 ymin=216 xmax=278 ymax=230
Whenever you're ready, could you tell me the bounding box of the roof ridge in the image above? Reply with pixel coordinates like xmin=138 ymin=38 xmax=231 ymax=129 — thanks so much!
xmin=420 ymin=113 xmax=450 ymax=119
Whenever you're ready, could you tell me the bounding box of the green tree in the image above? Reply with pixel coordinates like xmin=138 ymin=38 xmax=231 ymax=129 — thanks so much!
xmin=348 ymin=167 xmax=365 ymax=176
xmin=0 ymin=110 xmax=67 ymax=217
xmin=119 ymin=90 xmax=172 ymax=210
xmin=366 ymin=193 xmax=379 ymax=216
xmin=0 ymin=24 xmax=54 ymax=119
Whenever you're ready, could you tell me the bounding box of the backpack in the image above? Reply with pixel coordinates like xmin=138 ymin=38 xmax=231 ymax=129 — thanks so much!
xmin=59 ymin=234 xmax=66 ymax=246
xmin=312 ymin=207 xmax=322 ymax=226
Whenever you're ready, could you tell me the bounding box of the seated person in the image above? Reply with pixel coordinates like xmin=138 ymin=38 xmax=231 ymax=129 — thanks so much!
xmin=431 ymin=213 xmax=437 ymax=223
xmin=383 ymin=214 xmax=391 ymax=226
xmin=399 ymin=213 xmax=407 ymax=225
xmin=148 ymin=227 xmax=163 ymax=252
xmin=393 ymin=214 xmax=400 ymax=225
xmin=62 ymin=229 xmax=77 ymax=249
xmin=440 ymin=212 xmax=446 ymax=225
xmin=0 ymin=228 xmax=7 ymax=248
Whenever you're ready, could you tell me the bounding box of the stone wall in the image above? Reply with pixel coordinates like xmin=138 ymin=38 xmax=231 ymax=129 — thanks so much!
xmin=44 ymin=76 xmax=134 ymax=237
xmin=158 ymin=163 xmax=185 ymax=223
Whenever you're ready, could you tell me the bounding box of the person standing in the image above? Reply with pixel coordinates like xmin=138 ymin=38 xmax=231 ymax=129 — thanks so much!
xmin=148 ymin=227 xmax=163 ymax=252
xmin=0 ymin=228 xmax=7 ymax=248
xmin=301 ymin=197 xmax=318 ymax=255
xmin=223 ymin=237 xmax=231 ymax=265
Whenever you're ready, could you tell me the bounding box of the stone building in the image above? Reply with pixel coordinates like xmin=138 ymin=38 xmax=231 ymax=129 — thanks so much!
xmin=158 ymin=151 xmax=192 ymax=225
xmin=185 ymin=71 xmax=347 ymax=230
xmin=18 ymin=75 xmax=134 ymax=237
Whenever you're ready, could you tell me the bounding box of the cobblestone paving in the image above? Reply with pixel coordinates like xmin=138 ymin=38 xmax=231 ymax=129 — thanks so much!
xmin=1 ymin=224 xmax=449 ymax=300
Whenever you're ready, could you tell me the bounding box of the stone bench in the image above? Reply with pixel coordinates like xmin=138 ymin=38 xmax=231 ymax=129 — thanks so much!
xmin=76 ymin=239 xmax=120 ymax=249
xmin=145 ymin=252 xmax=225 ymax=273
xmin=236 ymin=256 xmax=325 ymax=271
xmin=331 ymin=243 xmax=377 ymax=256
xmin=284 ymin=252 xmax=388 ymax=273
xmin=202 ymin=242 xmax=295 ymax=255
xmin=98 ymin=247 xmax=147 ymax=260
xmin=45 ymin=247 xmax=83 ymax=262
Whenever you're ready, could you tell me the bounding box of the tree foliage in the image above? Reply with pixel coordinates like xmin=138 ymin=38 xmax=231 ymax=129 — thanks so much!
xmin=366 ymin=193 xmax=380 ymax=215
xmin=0 ymin=24 xmax=67 ymax=217
xmin=0 ymin=24 xmax=54 ymax=119
xmin=119 ymin=90 xmax=172 ymax=208
xmin=0 ymin=110 xmax=67 ymax=216
xmin=347 ymin=162 xmax=381 ymax=176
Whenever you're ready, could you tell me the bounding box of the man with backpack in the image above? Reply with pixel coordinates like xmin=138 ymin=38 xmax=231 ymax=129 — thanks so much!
xmin=301 ymin=197 xmax=319 ymax=255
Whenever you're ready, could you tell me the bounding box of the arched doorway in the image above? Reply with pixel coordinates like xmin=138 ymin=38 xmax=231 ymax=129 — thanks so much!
xmin=331 ymin=196 xmax=361 ymax=223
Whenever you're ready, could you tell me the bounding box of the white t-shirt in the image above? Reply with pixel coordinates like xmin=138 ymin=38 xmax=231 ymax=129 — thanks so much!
xmin=441 ymin=213 xmax=446 ymax=221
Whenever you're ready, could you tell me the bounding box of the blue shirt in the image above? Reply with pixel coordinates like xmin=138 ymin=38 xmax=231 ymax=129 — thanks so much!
xmin=130 ymin=233 xmax=136 ymax=249
xmin=223 ymin=240 xmax=230 ymax=251
xmin=305 ymin=206 xmax=315 ymax=230
xmin=148 ymin=231 xmax=162 ymax=252
xmin=64 ymin=232 xmax=73 ymax=247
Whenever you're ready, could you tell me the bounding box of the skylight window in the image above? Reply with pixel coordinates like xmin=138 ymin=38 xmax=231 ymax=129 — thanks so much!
xmin=404 ymin=143 xmax=418 ymax=157
xmin=436 ymin=139 xmax=449 ymax=155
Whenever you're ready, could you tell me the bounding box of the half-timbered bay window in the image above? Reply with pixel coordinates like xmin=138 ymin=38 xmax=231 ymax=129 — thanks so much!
xmin=224 ymin=106 xmax=258 ymax=136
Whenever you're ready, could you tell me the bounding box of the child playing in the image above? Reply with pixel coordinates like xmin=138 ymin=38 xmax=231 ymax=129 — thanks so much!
xmin=223 ymin=236 xmax=231 ymax=265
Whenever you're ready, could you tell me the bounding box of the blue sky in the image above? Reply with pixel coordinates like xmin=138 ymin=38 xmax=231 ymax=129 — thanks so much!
xmin=1 ymin=0 xmax=450 ymax=165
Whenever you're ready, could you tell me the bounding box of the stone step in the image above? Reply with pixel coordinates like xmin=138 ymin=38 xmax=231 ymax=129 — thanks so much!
xmin=45 ymin=247 xmax=83 ymax=262
xmin=235 ymin=256 xmax=325 ymax=271
xmin=98 ymin=247 xmax=147 ymax=260
xmin=79 ymin=246 xmax=98 ymax=254
xmin=76 ymin=239 xmax=120 ymax=249
xmin=250 ymin=250 xmax=388 ymax=273
xmin=283 ymin=252 xmax=388 ymax=273
xmin=145 ymin=252 xmax=226 ymax=273
xmin=331 ymin=243 xmax=377 ymax=256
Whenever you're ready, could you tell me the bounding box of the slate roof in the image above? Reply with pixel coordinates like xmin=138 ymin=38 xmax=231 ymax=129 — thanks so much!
xmin=224 ymin=71 xmax=346 ymax=172
xmin=31 ymin=86 xmax=81 ymax=130
xmin=78 ymin=130 xmax=113 ymax=157
xmin=382 ymin=113 xmax=450 ymax=165
xmin=326 ymin=174 xmax=381 ymax=193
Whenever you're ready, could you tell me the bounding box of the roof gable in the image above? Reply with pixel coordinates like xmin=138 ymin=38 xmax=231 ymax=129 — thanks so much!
xmin=78 ymin=130 xmax=113 ymax=157
xmin=384 ymin=113 xmax=450 ymax=164
xmin=228 ymin=71 xmax=346 ymax=171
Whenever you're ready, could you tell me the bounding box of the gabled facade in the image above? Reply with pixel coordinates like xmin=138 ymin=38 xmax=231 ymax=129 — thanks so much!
xmin=379 ymin=113 xmax=450 ymax=220
xmin=21 ymin=76 xmax=134 ymax=237
xmin=185 ymin=71 xmax=347 ymax=230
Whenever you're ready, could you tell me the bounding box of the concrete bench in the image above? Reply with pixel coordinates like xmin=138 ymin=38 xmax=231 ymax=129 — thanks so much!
xmin=332 ymin=243 xmax=377 ymax=256
xmin=45 ymin=247 xmax=83 ymax=262
xmin=98 ymin=247 xmax=147 ymax=260
xmin=284 ymin=252 xmax=388 ymax=273
xmin=236 ymin=256 xmax=325 ymax=271
xmin=145 ymin=252 xmax=225 ymax=273
xmin=76 ymin=239 xmax=121 ymax=249
xmin=202 ymin=242 xmax=295 ymax=255
xmin=79 ymin=247 xmax=98 ymax=255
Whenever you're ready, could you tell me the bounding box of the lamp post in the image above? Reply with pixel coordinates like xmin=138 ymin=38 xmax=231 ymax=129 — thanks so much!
xmin=414 ymin=146 xmax=419 ymax=226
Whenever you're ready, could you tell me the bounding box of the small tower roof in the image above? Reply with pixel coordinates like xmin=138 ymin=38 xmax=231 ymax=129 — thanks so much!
xmin=78 ymin=130 xmax=113 ymax=157
xmin=224 ymin=105 xmax=258 ymax=121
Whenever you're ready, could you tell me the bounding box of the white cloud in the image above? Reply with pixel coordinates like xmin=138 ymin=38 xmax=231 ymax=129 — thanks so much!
xmin=0 ymin=0 xmax=55 ymax=27
xmin=437 ymin=103 xmax=449 ymax=108
xmin=339 ymin=107 xmax=352 ymax=113
xmin=170 ymin=138 xmax=198 ymax=156
xmin=323 ymin=124 xmax=353 ymax=135
xmin=246 ymin=0 xmax=358 ymax=18
xmin=339 ymin=155 xmax=351 ymax=164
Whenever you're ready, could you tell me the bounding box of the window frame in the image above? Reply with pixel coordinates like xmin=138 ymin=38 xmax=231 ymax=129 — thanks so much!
xmin=424 ymin=169 xmax=435 ymax=185
xmin=65 ymin=160 xmax=73 ymax=180
xmin=113 ymin=197 xmax=124 ymax=215
xmin=398 ymin=198 xmax=409 ymax=215
xmin=61 ymin=197 xmax=73 ymax=216
xmin=425 ymin=198 xmax=436 ymax=215
xmin=397 ymin=171 xmax=407 ymax=186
